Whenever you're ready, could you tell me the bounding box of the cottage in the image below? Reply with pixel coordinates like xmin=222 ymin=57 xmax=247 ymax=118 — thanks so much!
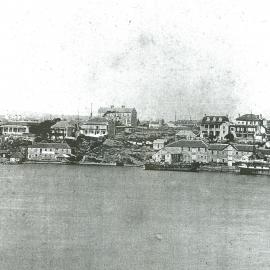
xmin=153 ymin=139 xmax=166 ymax=150
xmin=80 ymin=117 xmax=114 ymax=138
xmin=27 ymin=143 xmax=71 ymax=161
xmin=51 ymin=120 xmax=78 ymax=141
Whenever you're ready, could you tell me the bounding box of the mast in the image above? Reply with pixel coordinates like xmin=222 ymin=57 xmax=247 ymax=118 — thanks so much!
xmin=90 ymin=103 xmax=93 ymax=119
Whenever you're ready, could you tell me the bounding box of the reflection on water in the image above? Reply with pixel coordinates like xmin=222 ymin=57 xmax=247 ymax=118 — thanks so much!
xmin=0 ymin=164 xmax=269 ymax=270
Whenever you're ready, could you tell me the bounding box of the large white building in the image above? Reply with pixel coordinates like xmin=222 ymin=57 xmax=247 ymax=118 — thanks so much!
xmin=0 ymin=120 xmax=39 ymax=136
xmin=27 ymin=143 xmax=71 ymax=161
xmin=98 ymin=105 xmax=137 ymax=127
xmin=152 ymin=140 xmax=208 ymax=164
xmin=230 ymin=114 xmax=267 ymax=142
xmin=200 ymin=115 xmax=230 ymax=141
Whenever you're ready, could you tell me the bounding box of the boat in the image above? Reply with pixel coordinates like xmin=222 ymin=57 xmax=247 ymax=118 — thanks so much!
xmin=238 ymin=160 xmax=270 ymax=176
xmin=144 ymin=162 xmax=200 ymax=172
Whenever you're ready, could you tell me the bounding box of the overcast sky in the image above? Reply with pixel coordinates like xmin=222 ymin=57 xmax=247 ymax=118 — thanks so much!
xmin=1 ymin=0 xmax=270 ymax=120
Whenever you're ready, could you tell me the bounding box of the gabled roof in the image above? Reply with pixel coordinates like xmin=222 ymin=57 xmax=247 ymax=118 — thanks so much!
xmin=167 ymin=139 xmax=208 ymax=148
xmin=257 ymin=149 xmax=270 ymax=156
xmin=236 ymin=114 xmax=260 ymax=121
xmin=153 ymin=139 xmax=166 ymax=143
xmin=163 ymin=147 xmax=183 ymax=154
xmin=208 ymin=144 xmax=231 ymax=151
xmin=201 ymin=116 xmax=229 ymax=124
xmin=0 ymin=121 xmax=39 ymax=127
xmin=28 ymin=143 xmax=71 ymax=149
xmin=233 ymin=144 xmax=254 ymax=152
xmin=51 ymin=120 xmax=77 ymax=129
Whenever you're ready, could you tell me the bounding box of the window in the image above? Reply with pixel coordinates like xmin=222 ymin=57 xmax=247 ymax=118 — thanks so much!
xmin=198 ymin=148 xmax=200 ymax=152
xmin=188 ymin=147 xmax=190 ymax=151
xmin=236 ymin=152 xmax=238 ymax=155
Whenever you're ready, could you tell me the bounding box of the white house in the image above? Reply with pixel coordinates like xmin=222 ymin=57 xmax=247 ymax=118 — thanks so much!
xmin=80 ymin=117 xmax=111 ymax=138
xmin=153 ymin=139 xmax=166 ymax=150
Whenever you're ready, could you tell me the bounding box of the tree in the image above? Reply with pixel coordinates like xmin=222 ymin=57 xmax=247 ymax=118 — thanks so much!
xmin=29 ymin=118 xmax=61 ymax=141
xmin=225 ymin=132 xmax=234 ymax=142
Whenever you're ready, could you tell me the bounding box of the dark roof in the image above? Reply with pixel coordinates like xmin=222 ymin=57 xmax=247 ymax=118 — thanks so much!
xmin=10 ymin=152 xmax=24 ymax=158
xmin=201 ymin=116 xmax=229 ymax=124
xmin=82 ymin=117 xmax=108 ymax=125
xmin=208 ymin=144 xmax=230 ymax=151
xmin=51 ymin=120 xmax=77 ymax=129
xmin=167 ymin=139 xmax=208 ymax=148
xmin=257 ymin=149 xmax=270 ymax=156
xmin=28 ymin=143 xmax=71 ymax=149
xmin=236 ymin=114 xmax=260 ymax=121
xmin=233 ymin=144 xmax=254 ymax=152
xmin=98 ymin=106 xmax=135 ymax=114
xmin=0 ymin=121 xmax=39 ymax=126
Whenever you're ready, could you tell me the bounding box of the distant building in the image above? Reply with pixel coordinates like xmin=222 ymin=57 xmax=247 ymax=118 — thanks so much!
xmin=230 ymin=114 xmax=267 ymax=142
xmin=27 ymin=143 xmax=71 ymax=161
xmin=0 ymin=120 xmax=39 ymax=136
xmin=149 ymin=119 xmax=164 ymax=129
xmin=153 ymin=139 xmax=166 ymax=150
xmin=98 ymin=105 xmax=137 ymax=127
xmin=80 ymin=117 xmax=114 ymax=138
xmin=200 ymin=115 xmax=230 ymax=140
xmin=51 ymin=120 xmax=78 ymax=141
xmin=152 ymin=139 xmax=208 ymax=164
xmin=176 ymin=130 xmax=197 ymax=140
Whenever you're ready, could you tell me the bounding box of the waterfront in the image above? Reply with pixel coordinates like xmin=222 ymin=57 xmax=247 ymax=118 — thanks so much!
xmin=0 ymin=165 xmax=270 ymax=269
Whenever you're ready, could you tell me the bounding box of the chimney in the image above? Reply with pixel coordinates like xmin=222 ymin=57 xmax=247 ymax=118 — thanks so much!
xmin=110 ymin=105 xmax=114 ymax=109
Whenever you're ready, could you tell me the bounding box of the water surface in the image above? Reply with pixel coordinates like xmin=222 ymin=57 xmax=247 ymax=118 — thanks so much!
xmin=0 ymin=164 xmax=269 ymax=270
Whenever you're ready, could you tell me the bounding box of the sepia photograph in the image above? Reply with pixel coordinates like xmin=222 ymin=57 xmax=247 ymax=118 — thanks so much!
xmin=1 ymin=0 xmax=270 ymax=269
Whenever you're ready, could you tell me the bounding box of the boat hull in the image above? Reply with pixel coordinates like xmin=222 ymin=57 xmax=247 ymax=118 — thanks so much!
xmin=239 ymin=167 xmax=270 ymax=176
xmin=144 ymin=163 xmax=199 ymax=172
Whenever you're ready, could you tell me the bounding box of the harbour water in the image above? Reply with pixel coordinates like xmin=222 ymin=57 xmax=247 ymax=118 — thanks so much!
xmin=0 ymin=164 xmax=270 ymax=269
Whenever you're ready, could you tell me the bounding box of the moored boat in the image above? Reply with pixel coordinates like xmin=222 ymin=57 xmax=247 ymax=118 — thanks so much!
xmin=238 ymin=160 xmax=270 ymax=176
xmin=144 ymin=162 xmax=200 ymax=172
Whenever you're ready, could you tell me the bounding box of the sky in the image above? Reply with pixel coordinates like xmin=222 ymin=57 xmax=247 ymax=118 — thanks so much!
xmin=0 ymin=0 xmax=270 ymax=120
